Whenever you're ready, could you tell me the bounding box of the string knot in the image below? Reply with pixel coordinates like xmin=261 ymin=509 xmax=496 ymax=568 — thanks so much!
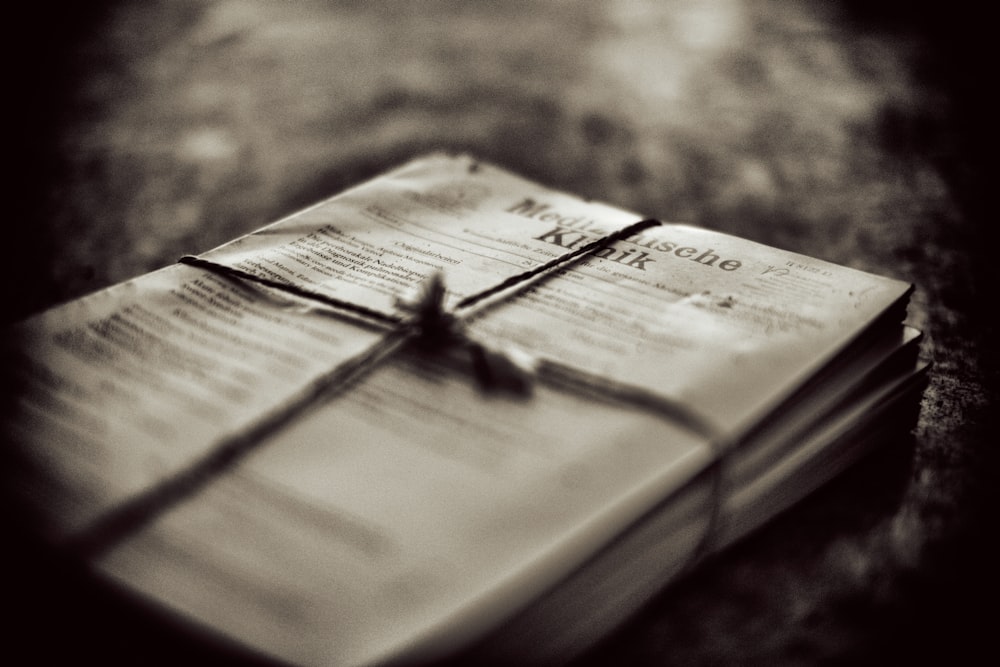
xmin=397 ymin=273 xmax=535 ymax=395
xmin=396 ymin=272 xmax=462 ymax=349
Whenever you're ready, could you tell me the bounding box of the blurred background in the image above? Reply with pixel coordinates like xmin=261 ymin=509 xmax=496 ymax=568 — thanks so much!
xmin=7 ymin=0 xmax=995 ymax=664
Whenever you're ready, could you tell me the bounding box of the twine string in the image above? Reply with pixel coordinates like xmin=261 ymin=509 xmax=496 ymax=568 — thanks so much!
xmin=71 ymin=216 xmax=727 ymax=570
xmin=178 ymin=255 xmax=404 ymax=328
xmin=455 ymin=218 xmax=663 ymax=311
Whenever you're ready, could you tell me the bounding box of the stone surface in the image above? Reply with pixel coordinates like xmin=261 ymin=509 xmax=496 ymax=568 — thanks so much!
xmin=6 ymin=1 xmax=996 ymax=665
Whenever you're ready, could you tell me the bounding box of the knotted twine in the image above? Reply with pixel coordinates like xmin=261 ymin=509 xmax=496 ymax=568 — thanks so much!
xmin=70 ymin=217 xmax=727 ymax=573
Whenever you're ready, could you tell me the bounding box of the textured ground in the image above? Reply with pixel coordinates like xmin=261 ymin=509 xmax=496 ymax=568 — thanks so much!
xmin=6 ymin=1 xmax=996 ymax=665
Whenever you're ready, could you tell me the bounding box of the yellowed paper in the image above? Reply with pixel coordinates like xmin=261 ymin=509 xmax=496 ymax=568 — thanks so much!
xmin=6 ymin=154 xmax=916 ymax=666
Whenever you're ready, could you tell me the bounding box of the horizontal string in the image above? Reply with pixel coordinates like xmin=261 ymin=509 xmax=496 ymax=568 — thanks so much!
xmin=534 ymin=359 xmax=723 ymax=443
xmin=179 ymin=255 xmax=403 ymax=327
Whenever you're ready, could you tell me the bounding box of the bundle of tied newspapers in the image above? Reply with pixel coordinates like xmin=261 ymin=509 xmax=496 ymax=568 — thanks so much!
xmin=4 ymin=154 xmax=927 ymax=665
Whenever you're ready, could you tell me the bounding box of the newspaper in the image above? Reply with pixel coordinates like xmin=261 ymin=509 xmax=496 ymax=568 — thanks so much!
xmin=4 ymin=154 xmax=916 ymax=665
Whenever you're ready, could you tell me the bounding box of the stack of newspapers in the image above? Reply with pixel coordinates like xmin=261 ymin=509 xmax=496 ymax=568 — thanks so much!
xmin=4 ymin=154 xmax=927 ymax=665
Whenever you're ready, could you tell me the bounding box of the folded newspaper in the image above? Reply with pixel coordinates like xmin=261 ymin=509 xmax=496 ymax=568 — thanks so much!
xmin=4 ymin=154 xmax=927 ymax=665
